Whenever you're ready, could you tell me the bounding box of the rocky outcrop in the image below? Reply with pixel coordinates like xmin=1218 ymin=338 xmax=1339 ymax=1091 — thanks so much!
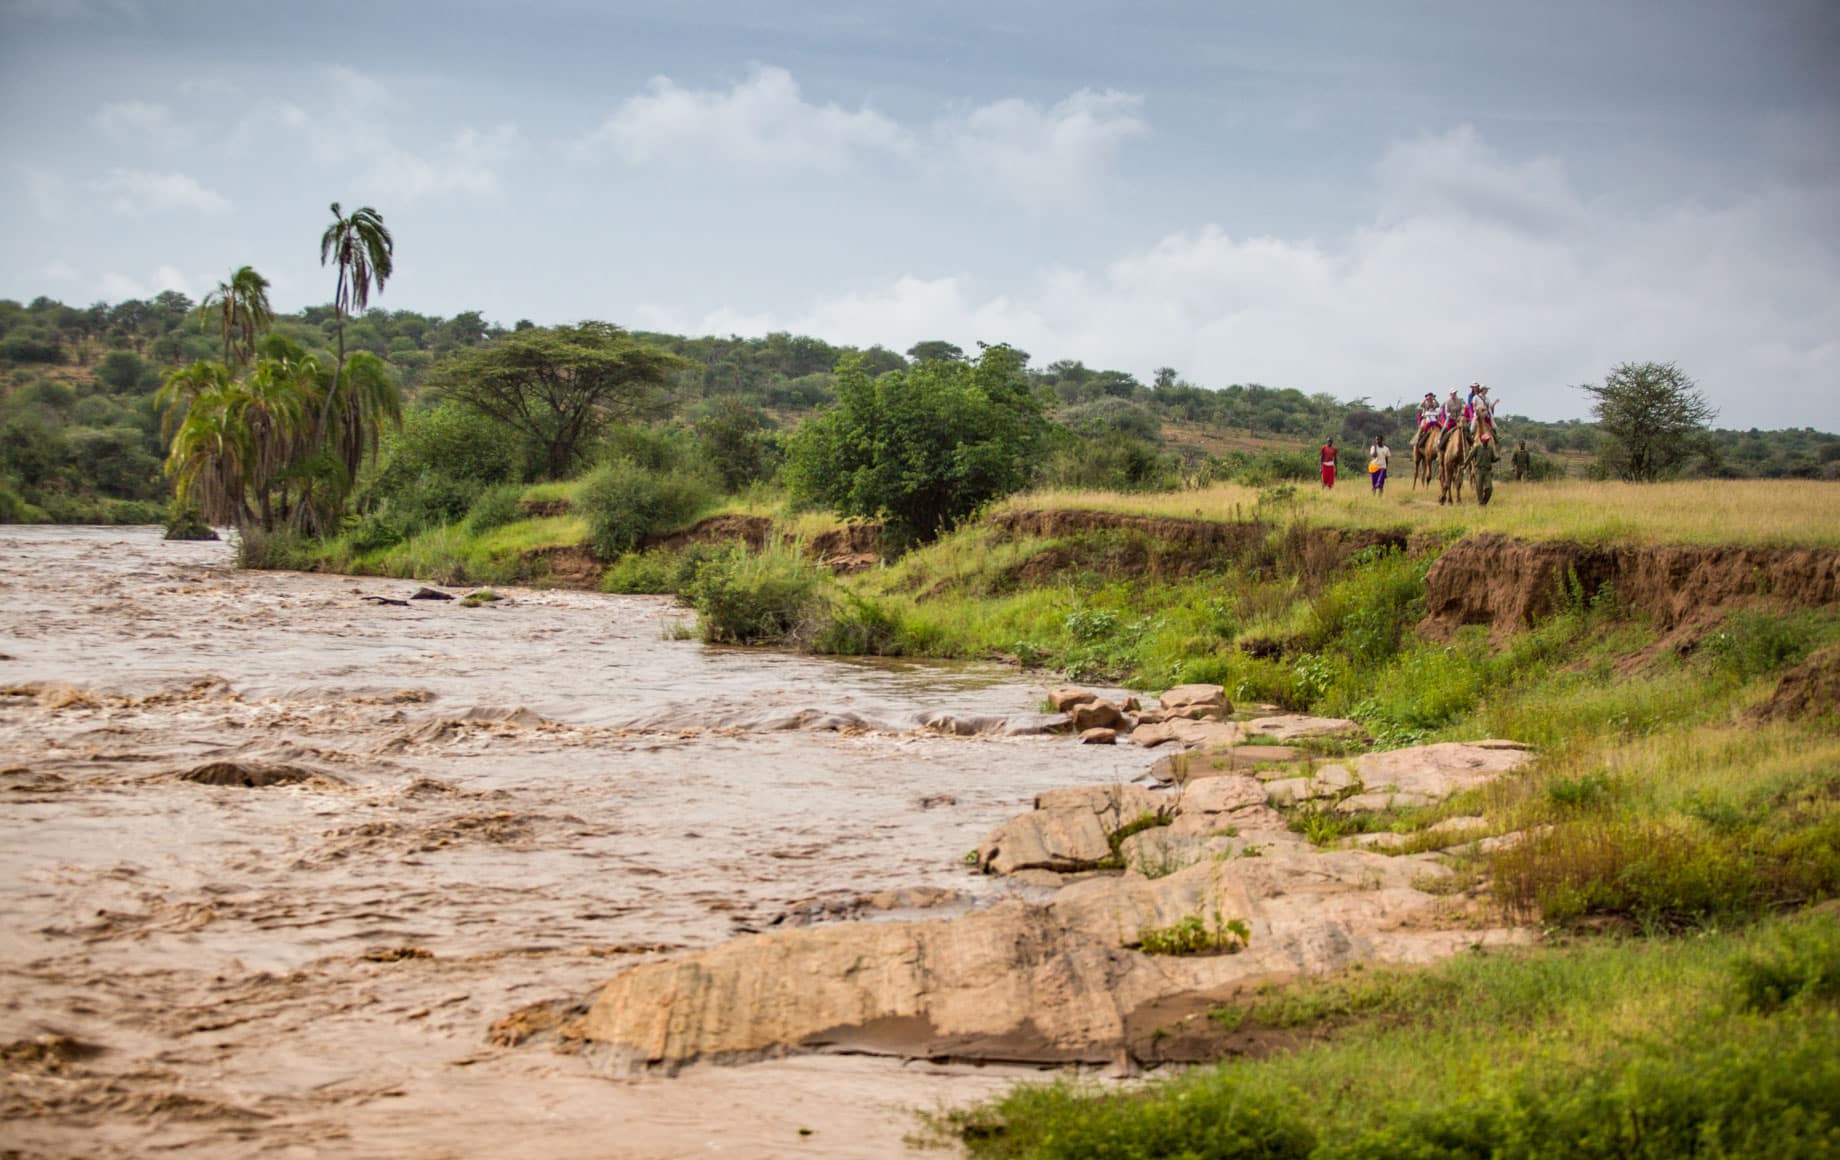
xmin=577 ymin=740 xmax=1540 ymax=1071
xmin=1048 ymin=687 xmax=1099 ymax=712
xmin=975 ymin=785 xmax=1168 ymax=875
xmin=1158 ymin=684 xmax=1231 ymax=719
xmin=1244 ymin=715 xmax=1367 ymax=742
xmin=1422 ymin=534 xmax=1840 ymax=640
xmin=578 ymin=851 xmax=1525 ymax=1072
xmin=1069 ymin=700 xmax=1129 ymax=732
xmin=1132 ymin=718 xmax=1248 ymax=749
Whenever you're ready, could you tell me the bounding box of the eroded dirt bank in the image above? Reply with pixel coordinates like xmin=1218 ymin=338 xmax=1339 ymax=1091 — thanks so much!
xmin=0 ymin=527 xmax=1148 ymax=1158
xmin=1422 ymin=533 xmax=1840 ymax=639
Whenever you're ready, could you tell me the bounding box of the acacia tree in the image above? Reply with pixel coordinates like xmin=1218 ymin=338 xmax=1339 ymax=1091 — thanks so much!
xmin=198 ymin=265 xmax=274 ymax=368
xmin=785 ymin=342 xmax=1045 ymax=544
xmin=429 ymin=322 xmax=685 ymax=478
xmin=1581 ymin=361 xmax=1717 ymax=482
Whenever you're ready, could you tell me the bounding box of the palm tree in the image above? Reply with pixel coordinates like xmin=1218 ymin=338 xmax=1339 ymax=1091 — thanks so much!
xmin=198 ymin=266 xmax=274 ymax=368
xmin=163 ymin=356 xmax=319 ymax=532
xmin=166 ymin=383 xmax=256 ymax=529
xmin=318 ymin=203 xmax=393 ymax=392
xmin=154 ymin=359 xmax=231 ymax=441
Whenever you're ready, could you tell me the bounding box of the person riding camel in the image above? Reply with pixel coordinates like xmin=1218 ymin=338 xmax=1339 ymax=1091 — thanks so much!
xmin=1441 ymin=389 xmax=1463 ymax=430
xmin=1414 ymin=392 xmax=1440 ymax=454
xmin=1467 ymin=384 xmax=1495 ymax=437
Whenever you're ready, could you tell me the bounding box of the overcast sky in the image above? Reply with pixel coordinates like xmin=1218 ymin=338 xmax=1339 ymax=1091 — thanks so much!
xmin=3 ymin=0 xmax=1836 ymax=425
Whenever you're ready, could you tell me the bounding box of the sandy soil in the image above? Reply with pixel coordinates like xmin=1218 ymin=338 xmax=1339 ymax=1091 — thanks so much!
xmin=0 ymin=527 xmax=1150 ymax=1158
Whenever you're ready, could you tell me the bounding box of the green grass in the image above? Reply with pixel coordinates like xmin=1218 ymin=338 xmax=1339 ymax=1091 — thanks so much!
xmin=1000 ymin=478 xmax=1840 ymax=548
xmin=939 ymin=914 xmax=1840 ymax=1158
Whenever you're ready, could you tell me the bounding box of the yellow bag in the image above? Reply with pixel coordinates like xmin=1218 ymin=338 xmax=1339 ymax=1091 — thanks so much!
xmin=1367 ymin=459 xmax=1380 ymax=474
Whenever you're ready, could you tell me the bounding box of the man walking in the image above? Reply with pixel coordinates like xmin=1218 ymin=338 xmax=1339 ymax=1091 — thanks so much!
xmin=1369 ymin=435 xmax=1390 ymax=495
xmin=1474 ymin=430 xmax=1499 ymax=506
xmin=1320 ymin=436 xmax=1338 ymax=489
xmin=1512 ymin=440 xmax=1532 ymax=481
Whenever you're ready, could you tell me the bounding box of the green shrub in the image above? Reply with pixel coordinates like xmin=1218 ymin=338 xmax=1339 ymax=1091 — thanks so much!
xmin=162 ymin=504 xmax=217 ymax=541
xmin=345 ymin=510 xmax=406 ymax=554
xmin=1732 ymin=917 xmax=1840 ymax=1013
xmin=810 ymin=592 xmax=912 ymax=656
xmin=579 ymin=459 xmax=716 ymax=558
xmin=0 ymin=480 xmax=44 ymax=523
xmin=464 ymin=483 xmax=524 ymax=535
xmin=600 ymin=547 xmax=693 ymax=594
xmin=1137 ymin=913 xmax=1251 ymax=956
xmin=1701 ymin=610 xmax=1823 ymax=681
xmin=681 ymin=545 xmax=826 ymax=645
xmin=235 ymin=526 xmax=315 ymax=571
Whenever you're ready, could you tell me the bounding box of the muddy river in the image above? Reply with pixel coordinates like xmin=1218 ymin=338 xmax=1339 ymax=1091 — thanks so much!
xmin=0 ymin=526 xmax=1153 ymax=1158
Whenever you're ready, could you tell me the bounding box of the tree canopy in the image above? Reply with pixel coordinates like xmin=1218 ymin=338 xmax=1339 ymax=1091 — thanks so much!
xmin=429 ymin=322 xmax=685 ymax=478
xmin=1582 ymin=361 xmax=1717 ymax=482
xmin=785 ymin=343 xmax=1044 ymax=543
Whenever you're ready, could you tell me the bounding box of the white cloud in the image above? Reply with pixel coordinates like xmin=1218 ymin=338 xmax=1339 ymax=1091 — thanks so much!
xmin=92 ymin=100 xmax=193 ymax=149
xmin=575 ymin=65 xmax=910 ymax=169
xmin=242 ymin=66 xmax=512 ymax=203
xmin=651 ymin=127 xmax=1840 ymax=427
xmin=98 ymin=265 xmax=191 ymax=300
xmin=90 ymin=168 xmax=231 ymax=214
xmin=19 ymin=165 xmax=66 ymax=219
xmin=357 ymin=123 xmax=519 ymax=203
xmin=935 ymin=88 xmax=1147 ymax=210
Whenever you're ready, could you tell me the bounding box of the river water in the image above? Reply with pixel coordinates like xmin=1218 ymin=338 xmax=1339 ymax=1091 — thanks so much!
xmin=0 ymin=526 xmax=1151 ymax=1158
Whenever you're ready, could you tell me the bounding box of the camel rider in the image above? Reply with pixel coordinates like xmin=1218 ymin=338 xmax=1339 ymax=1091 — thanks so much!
xmin=1414 ymin=392 xmax=1440 ymax=453
xmin=1466 ymin=384 xmax=1494 ymax=436
xmin=1441 ymin=390 xmax=1463 ymax=432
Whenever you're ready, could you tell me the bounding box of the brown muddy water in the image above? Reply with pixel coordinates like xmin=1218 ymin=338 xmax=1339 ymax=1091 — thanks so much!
xmin=0 ymin=527 xmax=1153 ymax=1158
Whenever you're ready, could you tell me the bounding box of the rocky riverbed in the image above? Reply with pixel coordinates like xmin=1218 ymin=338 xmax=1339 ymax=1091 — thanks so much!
xmin=1 ymin=527 xmax=1538 ymax=1158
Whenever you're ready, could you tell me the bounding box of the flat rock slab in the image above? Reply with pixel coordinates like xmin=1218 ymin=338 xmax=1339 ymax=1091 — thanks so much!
xmin=1157 ymin=683 xmax=1230 ymax=719
xmin=1352 ymin=741 xmax=1534 ymax=799
xmin=1132 ymin=719 xmax=1249 ymax=749
xmin=977 ymin=785 xmax=1169 ymax=875
xmin=1245 ymin=715 xmax=1368 ymax=742
xmin=580 ymin=853 xmax=1531 ymax=1072
xmin=1146 ymin=746 xmax=1302 ymax=784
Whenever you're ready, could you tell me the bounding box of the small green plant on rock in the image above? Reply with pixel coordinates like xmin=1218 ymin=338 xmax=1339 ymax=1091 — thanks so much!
xmin=1136 ymin=910 xmax=1250 ymax=956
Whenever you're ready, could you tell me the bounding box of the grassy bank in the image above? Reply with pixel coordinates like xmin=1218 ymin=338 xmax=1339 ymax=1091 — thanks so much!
xmin=999 ymin=479 xmax=1840 ymax=548
xmin=934 ymin=913 xmax=1840 ymax=1158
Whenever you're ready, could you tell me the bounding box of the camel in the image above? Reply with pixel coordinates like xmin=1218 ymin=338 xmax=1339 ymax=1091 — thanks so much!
xmin=1412 ymin=427 xmax=1439 ymax=489
xmin=1437 ymin=423 xmax=1472 ymax=505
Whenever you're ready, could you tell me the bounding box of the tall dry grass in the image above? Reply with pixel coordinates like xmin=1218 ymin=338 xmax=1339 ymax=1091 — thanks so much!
xmin=998 ymin=479 xmax=1840 ymax=547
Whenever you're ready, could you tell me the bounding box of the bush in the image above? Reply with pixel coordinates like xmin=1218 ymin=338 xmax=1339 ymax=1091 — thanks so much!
xmin=364 ymin=402 xmax=524 ymax=531
xmin=235 ymin=526 xmax=315 ymax=571
xmin=464 ymin=483 xmax=524 ymax=535
xmin=579 ymin=459 xmax=715 ymax=558
xmin=681 ymin=545 xmax=826 ymax=645
xmin=1732 ymin=917 xmax=1840 ymax=1013
xmin=810 ymin=592 xmax=912 ymax=656
xmin=162 ymin=504 xmax=217 ymax=541
xmin=0 ymin=333 xmax=64 ymax=363
xmin=0 ymin=480 xmax=44 ymax=523
xmin=96 ymin=351 xmax=145 ymax=392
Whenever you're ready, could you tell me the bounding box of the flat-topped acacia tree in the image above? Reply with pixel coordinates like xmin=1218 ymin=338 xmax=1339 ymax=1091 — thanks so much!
xmin=429 ymin=322 xmax=686 ymax=479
